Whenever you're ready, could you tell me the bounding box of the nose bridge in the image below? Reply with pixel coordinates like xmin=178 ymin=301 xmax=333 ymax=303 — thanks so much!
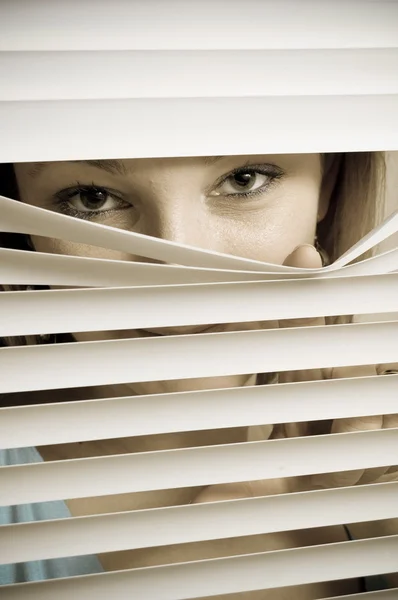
xmin=143 ymin=190 xmax=207 ymax=247
xmin=156 ymin=203 xmax=192 ymax=245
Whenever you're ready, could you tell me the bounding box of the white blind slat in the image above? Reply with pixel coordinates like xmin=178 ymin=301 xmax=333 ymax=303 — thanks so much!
xmin=1 ymin=482 xmax=397 ymax=564
xmin=1 ymin=321 xmax=398 ymax=394
xmin=2 ymin=95 xmax=398 ymax=163
xmin=321 ymin=247 xmax=398 ymax=278
xmin=2 ymin=245 xmax=398 ymax=288
xmin=2 ymin=195 xmax=398 ymax=272
xmin=1 ymin=274 xmax=398 ymax=337
xmin=0 ymin=248 xmax=300 ymax=287
xmin=5 ymin=196 xmax=397 ymax=274
xmin=0 ymin=195 xmax=325 ymax=273
xmin=1 ymin=536 xmax=397 ymax=600
xmin=1 ymin=0 xmax=397 ymax=51
xmin=1 ymin=375 xmax=398 ymax=450
xmin=1 ymin=429 xmax=397 ymax=506
xmin=2 ymin=49 xmax=398 ymax=102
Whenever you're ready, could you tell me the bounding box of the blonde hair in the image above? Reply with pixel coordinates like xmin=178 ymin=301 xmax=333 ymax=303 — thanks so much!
xmin=0 ymin=152 xmax=387 ymax=350
xmin=320 ymin=152 xmax=385 ymax=261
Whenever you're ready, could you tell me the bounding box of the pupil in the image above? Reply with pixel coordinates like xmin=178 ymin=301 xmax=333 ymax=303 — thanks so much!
xmin=81 ymin=189 xmax=107 ymax=209
xmin=233 ymin=172 xmax=254 ymax=188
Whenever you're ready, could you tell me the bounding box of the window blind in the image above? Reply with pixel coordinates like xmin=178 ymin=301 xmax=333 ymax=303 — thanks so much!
xmin=1 ymin=0 xmax=398 ymax=161
xmin=1 ymin=0 xmax=398 ymax=598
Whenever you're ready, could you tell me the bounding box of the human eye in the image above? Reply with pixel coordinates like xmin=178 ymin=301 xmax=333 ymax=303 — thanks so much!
xmin=209 ymin=164 xmax=284 ymax=199
xmin=53 ymin=184 xmax=131 ymax=219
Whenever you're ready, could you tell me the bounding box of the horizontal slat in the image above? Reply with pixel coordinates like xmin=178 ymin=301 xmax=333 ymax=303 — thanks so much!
xmin=0 ymin=195 xmax=330 ymax=273
xmin=1 ymin=429 xmax=397 ymax=505
xmin=1 ymin=321 xmax=398 ymax=393
xmin=2 ymin=195 xmax=397 ymax=273
xmin=2 ymin=95 xmax=398 ymax=163
xmin=325 ymin=247 xmax=398 ymax=278
xmin=1 ymin=274 xmax=398 ymax=337
xmin=2 ymin=49 xmax=398 ymax=102
xmin=1 ymin=482 xmax=397 ymax=564
xmin=0 ymin=248 xmax=284 ymax=287
xmin=2 ymin=374 xmax=397 ymax=449
xmin=1 ymin=0 xmax=397 ymax=51
xmin=2 ymin=245 xmax=398 ymax=288
xmin=1 ymin=536 xmax=398 ymax=600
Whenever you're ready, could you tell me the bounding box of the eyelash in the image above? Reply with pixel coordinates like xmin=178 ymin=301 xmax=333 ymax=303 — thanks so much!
xmin=214 ymin=164 xmax=284 ymax=199
xmin=52 ymin=183 xmax=129 ymax=220
xmin=51 ymin=164 xmax=284 ymax=220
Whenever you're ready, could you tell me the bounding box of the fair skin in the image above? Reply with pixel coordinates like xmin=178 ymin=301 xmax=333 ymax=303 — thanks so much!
xmin=13 ymin=155 xmax=398 ymax=597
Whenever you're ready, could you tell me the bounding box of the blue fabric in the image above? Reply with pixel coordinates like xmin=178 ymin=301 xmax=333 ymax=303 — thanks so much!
xmin=0 ymin=447 xmax=103 ymax=585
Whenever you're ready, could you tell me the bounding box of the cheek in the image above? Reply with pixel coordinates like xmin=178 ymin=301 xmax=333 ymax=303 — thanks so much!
xmin=216 ymin=188 xmax=319 ymax=264
xmin=31 ymin=236 xmax=132 ymax=261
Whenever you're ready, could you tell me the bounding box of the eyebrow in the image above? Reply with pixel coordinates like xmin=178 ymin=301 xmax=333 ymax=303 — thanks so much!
xmin=27 ymin=156 xmax=227 ymax=178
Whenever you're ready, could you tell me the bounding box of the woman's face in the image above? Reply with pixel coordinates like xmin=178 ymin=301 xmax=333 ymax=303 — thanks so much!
xmin=14 ymin=153 xmax=324 ymax=261
xmin=14 ymin=154 xmax=326 ymax=391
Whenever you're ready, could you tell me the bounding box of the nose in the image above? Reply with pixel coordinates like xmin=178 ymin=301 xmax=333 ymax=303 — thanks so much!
xmin=138 ymin=195 xmax=215 ymax=250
